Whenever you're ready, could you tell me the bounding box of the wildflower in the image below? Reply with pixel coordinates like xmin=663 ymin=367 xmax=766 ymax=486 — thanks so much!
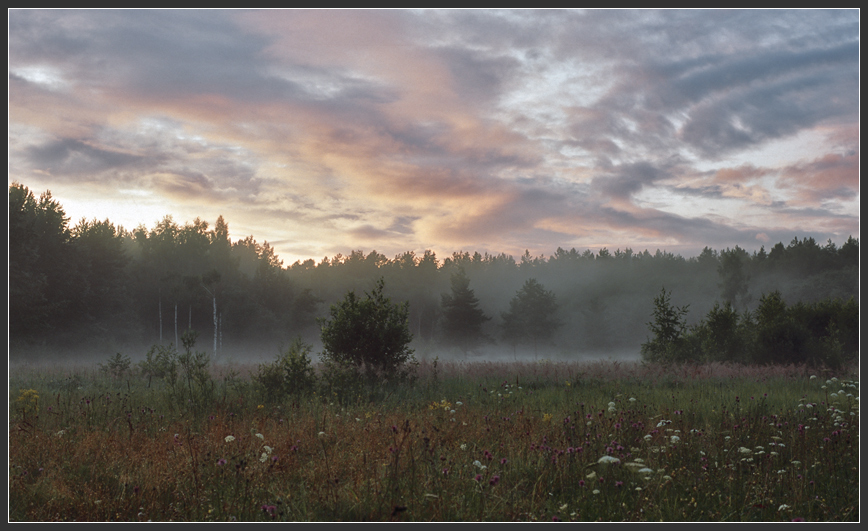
xmin=224 ymin=435 xmax=235 ymax=443
xmin=578 ymin=480 xmax=586 ymax=487
xmin=263 ymin=445 xmax=273 ymax=455
xmin=670 ymin=435 xmax=680 ymax=444
xmin=629 ymin=397 xmax=636 ymax=402
xmin=257 ymin=404 xmax=265 ymax=410
xmin=778 ymin=504 xmax=790 ymax=511
xmin=217 ymin=459 xmax=227 ymax=466
xmin=598 ymin=455 xmax=621 ymax=465
xmin=456 ymin=401 xmax=463 ymax=406
xmin=473 ymin=460 xmax=487 ymax=470
xmin=260 ymin=453 xmax=269 ymax=463
xmin=460 ymin=444 xmax=467 ymax=451
xmin=55 ymin=430 xmax=65 ymax=437
xmin=489 ymin=475 xmax=500 ymax=486
xmin=318 ymin=431 xmax=326 ymax=437
xmin=501 ymin=458 xmax=508 ymax=465
xmin=739 ymin=447 xmax=752 ymax=455
xmin=592 ymin=489 xmax=600 ymax=495
xmin=255 ymin=433 xmax=265 ymax=440
xmin=473 ymin=474 xmax=482 ymax=482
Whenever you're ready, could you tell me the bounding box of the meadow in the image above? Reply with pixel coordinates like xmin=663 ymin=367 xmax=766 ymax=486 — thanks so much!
xmin=8 ymin=356 xmax=859 ymax=522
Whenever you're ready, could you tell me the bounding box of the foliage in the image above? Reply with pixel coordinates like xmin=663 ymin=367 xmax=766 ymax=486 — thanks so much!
xmin=643 ymin=288 xmax=858 ymax=369
xmin=500 ymin=278 xmax=562 ymax=354
xmin=98 ymin=352 xmax=132 ymax=379
xmin=136 ymin=331 xmax=214 ymax=410
xmin=319 ymin=278 xmax=417 ymax=391
xmin=254 ymin=338 xmax=317 ymax=403
xmin=640 ymin=287 xmax=691 ymax=364
xmin=718 ymin=246 xmax=751 ymax=308
xmin=7 ymin=182 xmax=859 ymax=358
xmin=440 ymin=268 xmax=491 ymax=354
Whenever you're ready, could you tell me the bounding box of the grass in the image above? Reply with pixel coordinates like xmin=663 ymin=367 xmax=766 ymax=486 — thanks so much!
xmin=8 ymin=357 xmax=859 ymax=522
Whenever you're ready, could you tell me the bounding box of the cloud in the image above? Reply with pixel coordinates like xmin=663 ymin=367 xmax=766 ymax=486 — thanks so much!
xmin=7 ymin=10 xmax=859 ymax=264
xmin=778 ymin=152 xmax=859 ymax=204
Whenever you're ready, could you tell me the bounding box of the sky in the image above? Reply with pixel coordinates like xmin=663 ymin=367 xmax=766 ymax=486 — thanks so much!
xmin=8 ymin=9 xmax=860 ymax=265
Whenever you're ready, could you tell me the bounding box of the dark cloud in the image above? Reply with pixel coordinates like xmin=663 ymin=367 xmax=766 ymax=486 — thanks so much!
xmin=592 ymin=162 xmax=669 ymax=201
xmin=26 ymin=138 xmax=143 ymax=176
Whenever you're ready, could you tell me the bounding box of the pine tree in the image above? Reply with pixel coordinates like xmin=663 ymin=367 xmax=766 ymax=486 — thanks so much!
xmin=440 ymin=268 xmax=490 ymax=354
xmin=500 ymin=278 xmax=561 ymax=357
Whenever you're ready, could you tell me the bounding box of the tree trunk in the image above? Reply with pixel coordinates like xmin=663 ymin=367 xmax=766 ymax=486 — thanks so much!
xmin=212 ymin=296 xmax=217 ymax=360
xmin=174 ymin=304 xmax=178 ymax=348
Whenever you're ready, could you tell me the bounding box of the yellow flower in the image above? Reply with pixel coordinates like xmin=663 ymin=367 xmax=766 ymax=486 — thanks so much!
xmin=257 ymin=404 xmax=265 ymax=410
xmin=16 ymin=389 xmax=39 ymax=414
xmin=543 ymin=413 xmax=553 ymax=423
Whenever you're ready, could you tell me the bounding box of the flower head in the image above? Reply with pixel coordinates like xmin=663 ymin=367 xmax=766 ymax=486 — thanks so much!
xmin=224 ymin=435 xmax=235 ymax=443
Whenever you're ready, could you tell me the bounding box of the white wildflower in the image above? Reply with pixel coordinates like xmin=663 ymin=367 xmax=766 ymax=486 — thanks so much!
xmin=224 ymin=435 xmax=235 ymax=443
xmin=598 ymin=455 xmax=621 ymax=465
xmin=778 ymin=504 xmax=790 ymax=511
xmin=263 ymin=445 xmax=273 ymax=455
xmin=670 ymin=435 xmax=680 ymax=444
xmin=260 ymin=453 xmax=269 ymax=463
xmin=255 ymin=433 xmax=265 ymax=440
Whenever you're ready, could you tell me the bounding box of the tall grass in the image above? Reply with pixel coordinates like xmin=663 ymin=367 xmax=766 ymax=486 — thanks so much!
xmin=9 ymin=358 xmax=858 ymax=521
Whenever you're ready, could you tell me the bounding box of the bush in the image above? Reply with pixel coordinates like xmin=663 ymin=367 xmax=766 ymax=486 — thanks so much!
xmin=138 ymin=330 xmax=213 ymax=410
xmin=254 ymin=337 xmax=317 ymax=403
xmin=319 ymin=278 xmax=417 ymax=394
xmin=98 ymin=352 xmax=132 ymax=379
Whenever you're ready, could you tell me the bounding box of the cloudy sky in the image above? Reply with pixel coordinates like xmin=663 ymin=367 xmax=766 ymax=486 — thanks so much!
xmin=9 ymin=9 xmax=860 ymax=265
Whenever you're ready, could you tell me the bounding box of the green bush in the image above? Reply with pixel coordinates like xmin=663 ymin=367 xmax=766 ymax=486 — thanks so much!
xmin=319 ymin=278 xmax=417 ymax=395
xmin=254 ymin=337 xmax=317 ymax=403
xmin=138 ymin=330 xmax=213 ymax=410
xmin=98 ymin=352 xmax=132 ymax=379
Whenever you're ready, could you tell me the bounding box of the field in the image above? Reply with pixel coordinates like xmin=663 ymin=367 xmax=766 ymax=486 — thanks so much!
xmin=8 ymin=357 xmax=859 ymax=522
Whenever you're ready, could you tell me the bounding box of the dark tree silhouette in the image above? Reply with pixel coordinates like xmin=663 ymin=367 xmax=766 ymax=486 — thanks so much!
xmin=440 ymin=268 xmax=490 ymax=355
xmin=501 ymin=278 xmax=561 ymax=357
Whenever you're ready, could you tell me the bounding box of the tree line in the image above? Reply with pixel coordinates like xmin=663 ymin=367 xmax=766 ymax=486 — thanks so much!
xmin=9 ymin=182 xmax=859 ymax=362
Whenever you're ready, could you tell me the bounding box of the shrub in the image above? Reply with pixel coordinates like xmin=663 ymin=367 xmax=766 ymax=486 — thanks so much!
xmin=98 ymin=352 xmax=132 ymax=379
xmin=254 ymin=337 xmax=317 ymax=403
xmin=319 ymin=278 xmax=417 ymax=394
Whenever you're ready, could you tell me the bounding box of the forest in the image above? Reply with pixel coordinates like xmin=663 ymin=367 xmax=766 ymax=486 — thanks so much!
xmin=8 ymin=182 xmax=859 ymax=365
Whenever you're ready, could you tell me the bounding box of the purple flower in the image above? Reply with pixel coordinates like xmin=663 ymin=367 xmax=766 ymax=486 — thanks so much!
xmin=217 ymin=459 xmax=227 ymax=466
xmin=489 ymin=475 xmax=500 ymax=486
xmin=474 ymin=474 xmax=482 ymax=482
xmin=500 ymin=458 xmax=508 ymax=465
